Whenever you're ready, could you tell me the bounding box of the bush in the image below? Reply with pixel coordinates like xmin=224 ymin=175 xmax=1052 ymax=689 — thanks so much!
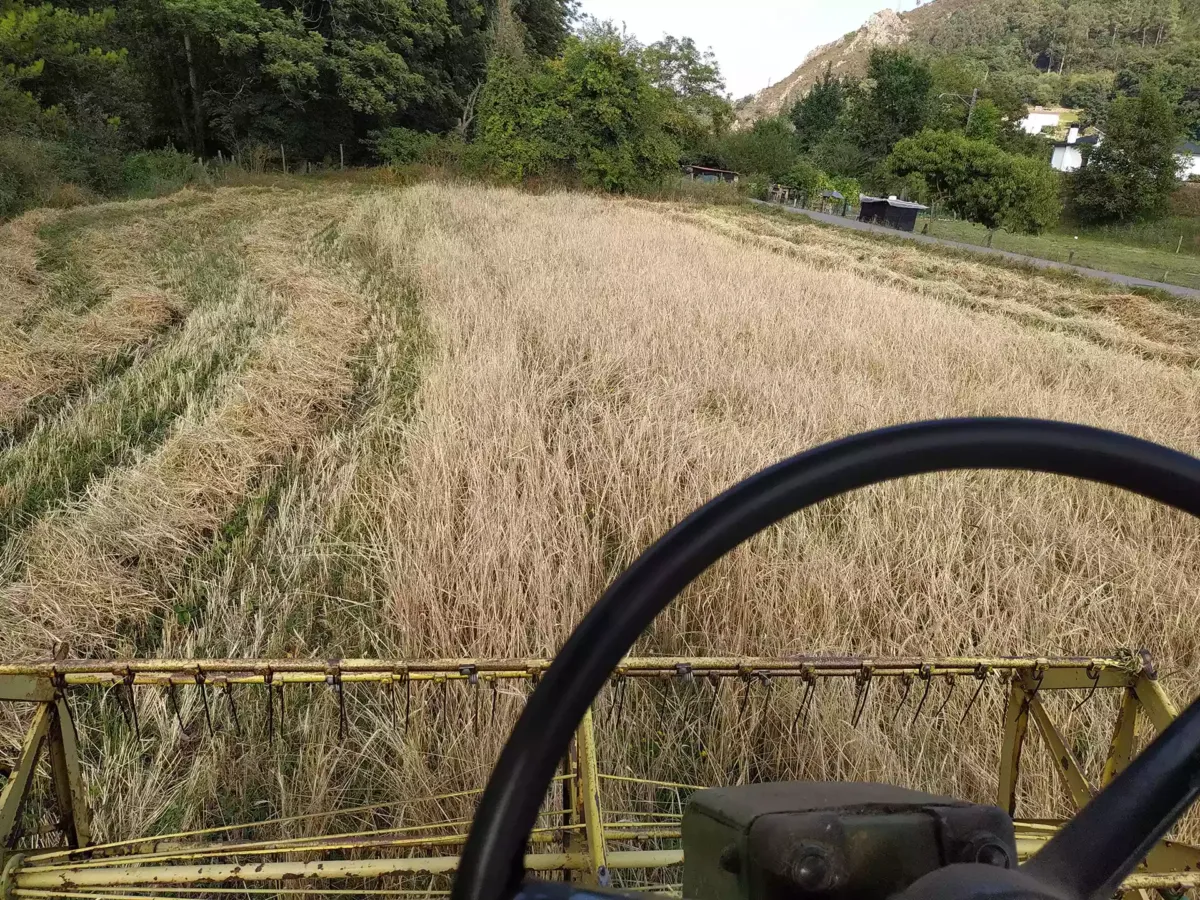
xmin=371 ymin=128 xmax=442 ymax=166
xmin=121 ymin=149 xmax=200 ymax=197
xmin=778 ymin=159 xmax=835 ymax=202
xmin=0 ymin=134 xmax=78 ymax=219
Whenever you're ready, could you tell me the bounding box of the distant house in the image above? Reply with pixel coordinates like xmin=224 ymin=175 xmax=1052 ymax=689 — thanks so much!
xmin=682 ymin=165 xmax=739 ymax=184
xmin=1049 ymin=130 xmax=1200 ymax=179
xmin=1019 ymin=108 xmax=1062 ymax=135
xmin=1179 ymin=141 xmax=1200 ymax=180
xmin=1050 ymin=128 xmax=1100 ymax=173
xmin=858 ymin=195 xmax=928 ymax=232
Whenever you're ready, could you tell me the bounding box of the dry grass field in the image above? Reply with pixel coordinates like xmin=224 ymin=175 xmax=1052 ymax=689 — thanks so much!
xmin=2 ymin=182 xmax=1199 ymax=864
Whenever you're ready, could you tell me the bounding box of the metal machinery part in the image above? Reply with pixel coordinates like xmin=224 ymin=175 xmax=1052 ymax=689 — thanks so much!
xmin=0 ymin=652 xmax=1192 ymax=897
xmin=452 ymin=419 xmax=1200 ymax=900
xmin=682 ymin=783 xmax=1017 ymax=900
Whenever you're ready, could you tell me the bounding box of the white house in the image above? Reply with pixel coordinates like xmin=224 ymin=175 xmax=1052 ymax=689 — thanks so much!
xmin=1019 ymin=108 xmax=1061 ymax=135
xmin=1050 ymin=127 xmax=1099 ymax=173
xmin=1049 ymin=129 xmax=1200 ymax=179
xmin=1179 ymin=142 xmax=1200 ymax=180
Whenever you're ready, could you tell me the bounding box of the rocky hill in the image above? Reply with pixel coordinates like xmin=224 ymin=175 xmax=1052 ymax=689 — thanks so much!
xmin=735 ymin=7 xmax=913 ymax=126
xmin=735 ymin=0 xmax=1197 ymax=128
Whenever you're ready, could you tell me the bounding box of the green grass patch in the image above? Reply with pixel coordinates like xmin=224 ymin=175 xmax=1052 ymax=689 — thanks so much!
xmin=921 ymin=216 xmax=1200 ymax=291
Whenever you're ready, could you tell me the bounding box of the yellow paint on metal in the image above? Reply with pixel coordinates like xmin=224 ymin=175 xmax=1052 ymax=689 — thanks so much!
xmin=0 ymin=655 xmax=1142 ymax=683
xmin=996 ymin=680 xmax=1031 ymax=816
xmin=13 ymin=850 xmax=685 ymax=889
xmin=0 ymin=677 xmax=54 ymax=703
xmin=1 ymin=706 xmax=53 ymax=848
xmin=574 ymin=707 xmax=610 ymax=887
xmin=1027 ymin=695 xmax=1094 ymax=811
xmin=1133 ymin=675 xmax=1179 ymax=735
xmin=45 ymin=700 xmax=88 ymax=849
xmin=1101 ymin=688 xmax=1139 ymax=786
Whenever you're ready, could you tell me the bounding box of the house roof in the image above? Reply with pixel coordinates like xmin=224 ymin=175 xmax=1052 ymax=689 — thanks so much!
xmin=860 ymin=194 xmax=928 ymax=210
xmin=1178 ymin=140 xmax=1200 ymax=156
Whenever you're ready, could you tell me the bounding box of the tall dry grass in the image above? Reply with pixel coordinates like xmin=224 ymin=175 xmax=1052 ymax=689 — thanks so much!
xmin=2 ymin=182 xmax=1199 ymax=860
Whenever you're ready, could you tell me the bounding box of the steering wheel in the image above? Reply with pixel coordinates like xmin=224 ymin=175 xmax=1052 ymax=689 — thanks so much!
xmin=451 ymin=418 xmax=1200 ymax=900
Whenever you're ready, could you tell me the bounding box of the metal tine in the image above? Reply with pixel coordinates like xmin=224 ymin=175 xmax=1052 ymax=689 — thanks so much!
xmin=851 ymin=666 xmax=873 ymax=728
xmin=404 ymin=674 xmax=412 ymax=733
xmin=791 ymin=669 xmax=817 ymax=735
xmin=331 ymin=669 xmax=347 ymax=742
xmin=705 ymin=673 xmax=721 ymax=723
xmin=892 ymin=674 xmax=914 ymax=723
xmin=224 ymin=683 xmax=242 ymax=737
xmin=123 ymin=668 xmax=142 ymax=742
xmin=107 ymin=681 xmax=132 ymax=734
xmin=490 ymin=679 xmax=499 ymax=725
xmin=166 ymin=682 xmax=188 ymax=735
xmin=463 ymin=665 xmax=480 ymax=737
xmin=740 ymin=672 xmax=754 ymax=712
xmin=935 ymin=674 xmax=958 ymax=721
xmin=265 ymin=669 xmax=275 ymax=745
xmin=611 ymin=675 xmax=629 ymax=727
xmin=911 ymin=664 xmax=934 ymax=724
xmin=959 ymin=666 xmax=990 ymax=724
xmin=1072 ymin=664 xmax=1102 ymax=711
xmin=195 ymin=669 xmax=214 ymax=737
xmin=388 ymin=676 xmax=398 ymax=729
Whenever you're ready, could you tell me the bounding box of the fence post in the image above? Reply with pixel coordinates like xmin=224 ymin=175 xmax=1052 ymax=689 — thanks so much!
xmin=281 ymin=144 xmax=287 ymax=174
xmin=340 ymin=144 xmax=345 ymax=170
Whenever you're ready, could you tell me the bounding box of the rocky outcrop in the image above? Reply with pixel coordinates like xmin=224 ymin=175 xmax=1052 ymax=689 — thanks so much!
xmin=735 ymin=8 xmax=913 ymax=126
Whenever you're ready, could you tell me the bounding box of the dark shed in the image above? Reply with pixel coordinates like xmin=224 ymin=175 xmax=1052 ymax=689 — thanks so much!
xmin=858 ymin=195 xmax=928 ymax=232
xmin=682 ymin=165 xmax=739 ymax=184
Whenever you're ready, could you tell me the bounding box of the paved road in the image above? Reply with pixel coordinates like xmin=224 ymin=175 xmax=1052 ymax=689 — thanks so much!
xmin=748 ymin=200 xmax=1200 ymax=301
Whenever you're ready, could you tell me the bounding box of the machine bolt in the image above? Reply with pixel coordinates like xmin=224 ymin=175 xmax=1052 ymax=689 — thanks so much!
xmin=966 ymin=837 xmax=1013 ymax=869
xmin=791 ymin=848 xmax=834 ymax=891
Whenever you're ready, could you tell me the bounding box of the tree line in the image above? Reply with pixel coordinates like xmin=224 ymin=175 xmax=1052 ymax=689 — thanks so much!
xmin=2 ymin=0 xmax=1195 ymax=229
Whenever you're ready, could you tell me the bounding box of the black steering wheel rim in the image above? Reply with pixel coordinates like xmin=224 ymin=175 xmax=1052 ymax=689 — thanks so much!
xmin=452 ymin=417 xmax=1200 ymax=900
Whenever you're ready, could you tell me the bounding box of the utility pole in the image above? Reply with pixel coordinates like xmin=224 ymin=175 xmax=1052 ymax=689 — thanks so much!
xmin=965 ymin=87 xmax=979 ymax=132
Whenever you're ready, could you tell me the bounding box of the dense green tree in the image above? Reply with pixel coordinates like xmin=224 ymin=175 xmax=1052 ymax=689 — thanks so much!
xmin=849 ymin=49 xmax=933 ymax=160
xmin=788 ymin=63 xmax=845 ymax=152
xmin=512 ymin=0 xmax=575 ymax=57
xmin=639 ymin=34 xmax=732 ymax=163
xmin=1 ymin=0 xmax=133 ymax=135
xmin=718 ymin=116 xmax=798 ymax=179
xmin=1071 ymin=83 xmax=1184 ymax=222
xmin=474 ymin=27 xmax=679 ymax=191
xmin=778 ymin=158 xmax=827 ymax=197
xmin=888 ymin=129 xmax=1062 ymax=233
xmin=964 ymin=98 xmax=1003 ymax=143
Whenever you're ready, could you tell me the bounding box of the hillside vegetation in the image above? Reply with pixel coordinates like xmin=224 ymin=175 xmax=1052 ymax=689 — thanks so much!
xmin=738 ymin=0 xmax=1200 ymax=131
xmin=1 ymin=183 xmax=1198 ymax=852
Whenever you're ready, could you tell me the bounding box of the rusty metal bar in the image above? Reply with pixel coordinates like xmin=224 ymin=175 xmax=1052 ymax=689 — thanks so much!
xmin=997 ymin=680 xmax=1031 ymax=816
xmin=1015 ymin=824 xmax=1200 ymax=889
xmin=1027 ymin=695 xmax=1094 ymax=811
xmin=1133 ymin=674 xmax=1178 ymax=736
xmin=45 ymin=700 xmax=89 ymax=849
xmin=0 ymin=655 xmax=1142 ymax=683
xmin=1 ymin=704 xmax=54 ymax=848
xmin=0 ymin=677 xmax=54 ymax=703
xmin=574 ymin=708 xmax=609 ymax=887
xmin=12 ymin=849 xmax=685 ymax=889
xmin=1101 ymin=688 xmax=1140 ymax=787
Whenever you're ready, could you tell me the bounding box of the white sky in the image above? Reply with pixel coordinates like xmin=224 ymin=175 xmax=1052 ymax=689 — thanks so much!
xmin=579 ymin=0 xmax=904 ymax=99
